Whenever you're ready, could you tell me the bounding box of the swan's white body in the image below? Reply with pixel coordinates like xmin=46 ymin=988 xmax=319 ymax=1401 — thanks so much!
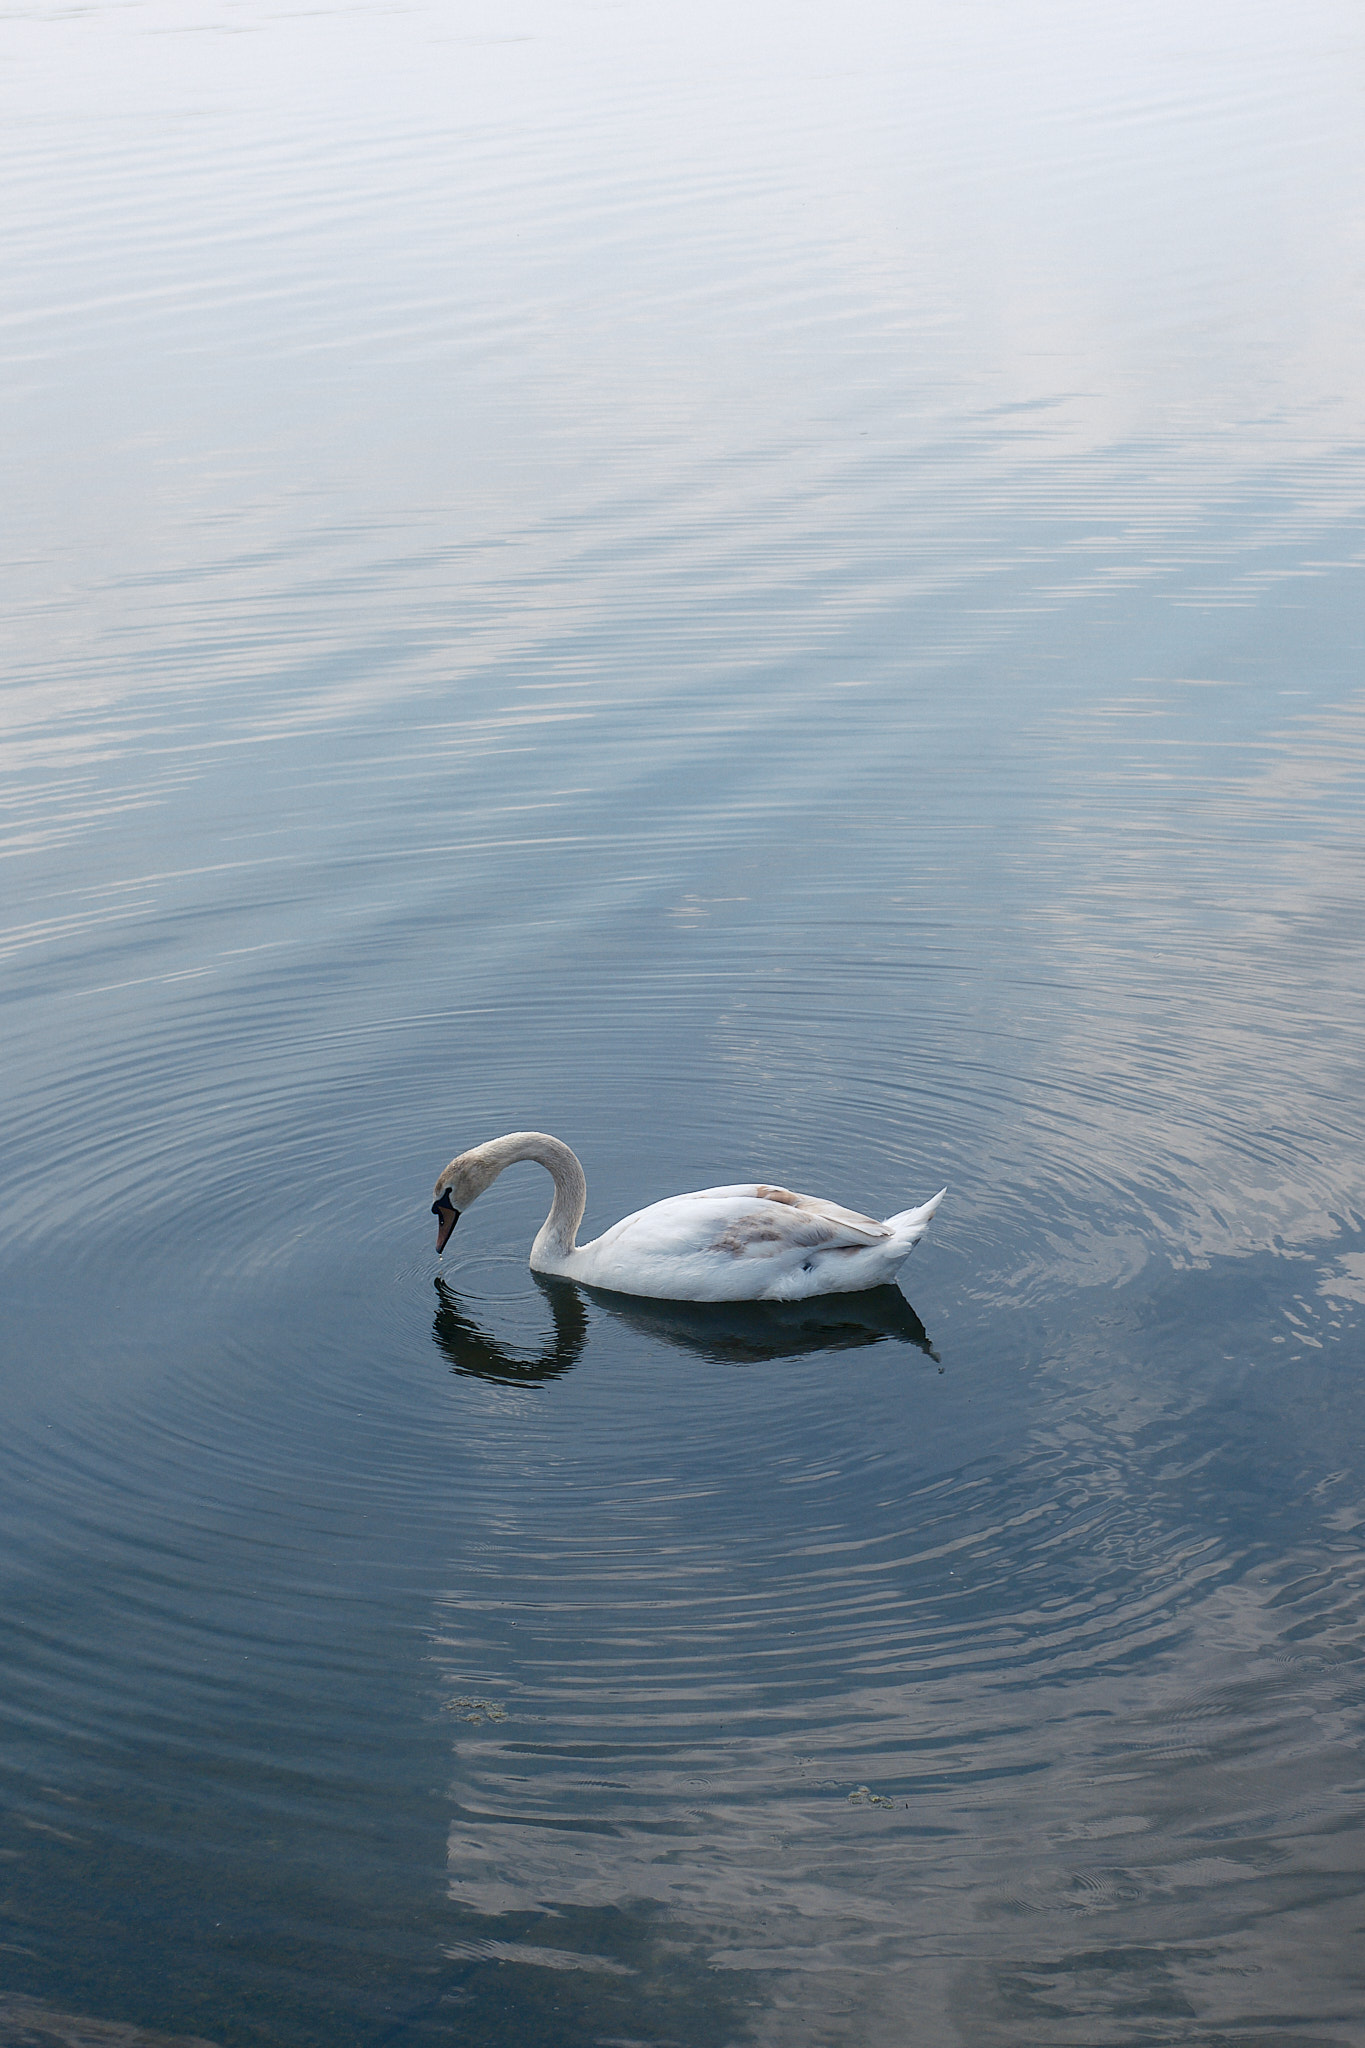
xmin=431 ymin=1132 xmax=945 ymax=1303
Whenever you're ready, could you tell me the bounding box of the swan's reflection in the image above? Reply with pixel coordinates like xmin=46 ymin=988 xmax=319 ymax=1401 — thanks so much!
xmin=434 ymin=1273 xmax=937 ymax=1380
xmin=433 ymin=1274 xmax=587 ymax=1383
xmin=598 ymin=1281 xmax=939 ymax=1363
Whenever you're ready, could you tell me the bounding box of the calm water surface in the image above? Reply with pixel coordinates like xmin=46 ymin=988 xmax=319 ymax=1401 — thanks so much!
xmin=3 ymin=2 xmax=1364 ymax=2043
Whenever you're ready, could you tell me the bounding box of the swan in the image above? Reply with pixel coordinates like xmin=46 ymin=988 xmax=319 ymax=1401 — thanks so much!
xmin=431 ymin=1131 xmax=945 ymax=1303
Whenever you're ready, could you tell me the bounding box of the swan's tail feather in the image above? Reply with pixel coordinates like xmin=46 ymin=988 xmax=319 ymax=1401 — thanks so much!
xmin=885 ymin=1188 xmax=947 ymax=1242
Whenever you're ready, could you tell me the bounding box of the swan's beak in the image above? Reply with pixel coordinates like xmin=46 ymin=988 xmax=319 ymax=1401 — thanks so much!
xmin=432 ymin=1192 xmax=460 ymax=1254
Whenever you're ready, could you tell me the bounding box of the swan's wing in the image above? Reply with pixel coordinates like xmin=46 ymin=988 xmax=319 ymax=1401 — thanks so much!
xmin=669 ymin=1184 xmax=890 ymax=1240
xmin=587 ymin=1189 xmax=889 ymax=1266
xmin=761 ymin=1186 xmax=891 ymax=1239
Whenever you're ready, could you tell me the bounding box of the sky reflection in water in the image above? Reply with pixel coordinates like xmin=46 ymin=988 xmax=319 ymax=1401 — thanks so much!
xmin=1 ymin=0 xmax=1363 ymax=2043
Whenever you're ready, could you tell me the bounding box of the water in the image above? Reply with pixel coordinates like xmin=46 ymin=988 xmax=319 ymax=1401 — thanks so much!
xmin=3 ymin=1 xmax=1364 ymax=2042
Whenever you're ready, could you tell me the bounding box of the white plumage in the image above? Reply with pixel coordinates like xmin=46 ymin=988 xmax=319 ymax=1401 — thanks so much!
xmin=431 ymin=1131 xmax=944 ymax=1303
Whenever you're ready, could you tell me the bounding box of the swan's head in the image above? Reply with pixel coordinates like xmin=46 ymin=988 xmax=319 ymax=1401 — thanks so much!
xmin=431 ymin=1144 xmax=503 ymax=1254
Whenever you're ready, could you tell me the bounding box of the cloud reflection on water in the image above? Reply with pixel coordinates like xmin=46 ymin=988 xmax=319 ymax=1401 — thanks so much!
xmin=435 ymin=1318 xmax=1365 ymax=2047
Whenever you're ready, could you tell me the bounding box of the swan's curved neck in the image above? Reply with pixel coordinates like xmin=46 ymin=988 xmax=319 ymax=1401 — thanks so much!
xmin=481 ymin=1132 xmax=587 ymax=1263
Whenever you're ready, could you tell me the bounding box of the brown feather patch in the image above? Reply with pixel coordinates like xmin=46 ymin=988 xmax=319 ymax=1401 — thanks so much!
xmin=710 ymin=1209 xmax=835 ymax=1256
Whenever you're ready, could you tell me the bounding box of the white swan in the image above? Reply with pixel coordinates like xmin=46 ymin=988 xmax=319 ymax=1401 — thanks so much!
xmin=431 ymin=1132 xmax=945 ymax=1303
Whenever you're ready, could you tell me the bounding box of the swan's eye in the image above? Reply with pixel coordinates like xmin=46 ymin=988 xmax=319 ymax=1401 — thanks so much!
xmin=432 ymin=1189 xmax=457 ymax=1216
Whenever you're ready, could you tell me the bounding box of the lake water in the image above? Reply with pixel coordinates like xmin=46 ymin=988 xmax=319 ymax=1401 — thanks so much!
xmin=3 ymin=2 xmax=1364 ymax=2043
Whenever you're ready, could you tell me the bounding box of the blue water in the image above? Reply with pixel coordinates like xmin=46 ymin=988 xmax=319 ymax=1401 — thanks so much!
xmin=3 ymin=2 xmax=1364 ymax=2043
